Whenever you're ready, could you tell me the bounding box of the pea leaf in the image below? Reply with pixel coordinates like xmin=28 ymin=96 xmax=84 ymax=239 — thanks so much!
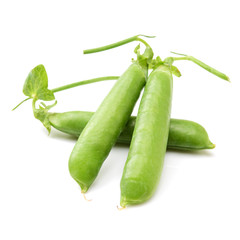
xmin=134 ymin=44 xmax=141 ymax=54
xmin=23 ymin=64 xmax=55 ymax=101
xmin=171 ymin=65 xmax=181 ymax=77
xmin=33 ymin=101 xmax=57 ymax=134
xmin=149 ymin=56 xmax=163 ymax=70
xmin=133 ymin=44 xmax=151 ymax=71
xmin=164 ymin=57 xmax=174 ymax=65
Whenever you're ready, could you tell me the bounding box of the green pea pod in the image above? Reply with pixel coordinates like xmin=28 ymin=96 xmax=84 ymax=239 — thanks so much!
xmin=48 ymin=111 xmax=215 ymax=150
xmin=167 ymin=119 xmax=215 ymax=150
xmin=120 ymin=65 xmax=173 ymax=207
xmin=69 ymin=62 xmax=147 ymax=193
xmin=68 ymin=35 xmax=154 ymax=193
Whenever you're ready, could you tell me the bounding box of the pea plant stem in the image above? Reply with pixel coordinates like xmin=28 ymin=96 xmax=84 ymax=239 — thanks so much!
xmin=12 ymin=76 xmax=119 ymax=110
xmin=171 ymin=52 xmax=230 ymax=81
xmin=83 ymin=34 xmax=154 ymax=54
xmin=12 ymin=97 xmax=31 ymax=111
xmin=51 ymin=76 xmax=119 ymax=93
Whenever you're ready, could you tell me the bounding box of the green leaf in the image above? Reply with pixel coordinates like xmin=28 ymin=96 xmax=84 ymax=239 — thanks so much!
xmin=33 ymin=108 xmax=52 ymax=134
xmin=33 ymin=100 xmax=57 ymax=134
xmin=155 ymin=56 xmax=162 ymax=63
xmin=132 ymin=45 xmax=146 ymax=65
xmin=149 ymin=56 xmax=163 ymax=70
xmin=23 ymin=64 xmax=55 ymax=101
xmin=164 ymin=57 xmax=174 ymax=66
xmin=144 ymin=47 xmax=154 ymax=64
xmin=37 ymin=88 xmax=55 ymax=101
xmin=134 ymin=44 xmax=140 ymax=54
xmin=171 ymin=65 xmax=182 ymax=77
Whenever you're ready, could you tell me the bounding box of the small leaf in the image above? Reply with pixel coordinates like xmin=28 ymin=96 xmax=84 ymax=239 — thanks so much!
xmin=37 ymin=88 xmax=55 ymax=101
xmin=33 ymin=100 xmax=57 ymax=134
xmin=144 ymin=47 xmax=154 ymax=64
xmin=155 ymin=56 xmax=162 ymax=63
xmin=134 ymin=44 xmax=140 ymax=54
xmin=149 ymin=56 xmax=163 ymax=70
xmin=164 ymin=57 xmax=174 ymax=66
xmin=133 ymin=45 xmax=145 ymax=64
xmin=171 ymin=65 xmax=182 ymax=77
xmin=23 ymin=64 xmax=55 ymax=101
xmin=33 ymin=108 xmax=52 ymax=134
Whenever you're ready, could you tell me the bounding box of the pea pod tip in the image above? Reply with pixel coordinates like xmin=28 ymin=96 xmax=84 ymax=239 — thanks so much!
xmin=82 ymin=193 xmax=92 ymax=202
xmin=211 ymin=143 xmax=216 ymax=149
xmin=117 ymin=205 xmax=126 ymax=211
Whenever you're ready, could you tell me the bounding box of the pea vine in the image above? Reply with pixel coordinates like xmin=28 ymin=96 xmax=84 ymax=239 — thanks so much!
xmin=13 ymin=35 xmax=229 ymax=134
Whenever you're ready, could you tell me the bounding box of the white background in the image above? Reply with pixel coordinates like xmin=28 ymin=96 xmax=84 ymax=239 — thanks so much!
xmin=1 ymin=0 xmax=239 ymax=239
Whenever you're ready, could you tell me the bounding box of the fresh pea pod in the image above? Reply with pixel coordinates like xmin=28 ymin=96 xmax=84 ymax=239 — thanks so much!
xmin=120 ymin=51 xmax=229 ymax=207
xmin=120 ymin=65 xmax=173 ymax=207
xmin=68 ymin=63 xmax=146 ymax=192
xmin=68 ymin=36 xmax=154 ymax=193
xmin=167 ymin=119 xmax=215 ymax=150
xmin=48 ymin=111 xmax=215 ymax=150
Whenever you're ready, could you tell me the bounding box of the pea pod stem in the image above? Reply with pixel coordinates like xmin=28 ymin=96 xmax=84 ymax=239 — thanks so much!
xmin=83 ymin=34 xmax=154 ymax=54
xmin=170 ymin=51 xmax=230 ymax=81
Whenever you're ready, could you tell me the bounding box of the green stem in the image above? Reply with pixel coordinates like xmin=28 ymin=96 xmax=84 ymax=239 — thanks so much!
xmin=51 ymin=76 xmax=119 ymax=93
xmin=171 ymin=52 xmax=230 ymax=81
xmin=32 ymin=98 xmax=37 ymax=111
xmin=12 ymin=76 xmax=120 ymax=110
xmin=83 ymin=34 xmax=154 ymax=54
xmin=12 ymin=97 xmax=31 ymax=111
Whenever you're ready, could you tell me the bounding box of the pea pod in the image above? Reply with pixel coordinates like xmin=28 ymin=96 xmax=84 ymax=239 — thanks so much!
xmin=120 ymin=64 xmax=173 ymax=207
xmin=120 ymin=51 xmax=229 ymax=207
xmin=48 ymin=111 xmax=215 ymax=150
xmin=68 ymin=35 xmax=154 ymax=193
xmin=68 ymin=62 xmax=147 ymax=192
